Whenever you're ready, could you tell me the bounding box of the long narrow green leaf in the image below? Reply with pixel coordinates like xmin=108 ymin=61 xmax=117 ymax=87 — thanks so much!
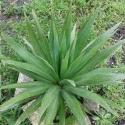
xmin=2 ymin=59 xmax=55 ymax=82
xmin=68 ymin=24 xmax=77 ymax=65
xmin=1 ymin=33 xmax=39 ymax=64
xmin=101 ymin=97 xmax=125 ymax=112
xmin=10 ymin=66 xmax=52 ymax=83
xmin=60 ymin=51 xmax=69 ymax=78
xmin=72 ymin=23 xmax=120 ymax=75
xmin=23 ymin=38 xmax=34 ymax=52
xmin=1 ymin=81 xmax=52 ymax=89
xmin=64 ymin=86 xmax=118 ymax=116
xmin=84 ymin=67 xmax=125 ymax=74
xmin=60 ymin=33 xmax=67 ymax=58
xmin=73 ymin=67 xmax=125 ymax=85
xmin=32 ymin=10 xmax=52 ymax=64
xmin=59 ymin=6 xmax=72 ymax=52
xmin=37 ymin=85 xmax=60 ymax=124
xmin=15 ymin=96 xmax=43 ymax=125
xmin=62 ymin=90 xmax=86 ymax=125
xmin=49 ymin=4 xmax=60 ymax=73
xmin=74 ymin=73 xmax=125 ymax=86
xmin=65 ymin=79 xmax=76 ymax=87
xmin=1 ymin=33 xmax=52 ymax=73
xmin=4 ymin=35 xmax=59 ymax=81
xmin=59 ymin=96 xmax=65 ymax=125
xmin=76 ymin=39 xmax=125 ymax=76
xmin=63 ymin=53 xmax=84 ymax=78
xmin=74 ymin=7 xmax=100 ymax=60
xmin=11 ymin=53 xmax=59 ymax=82
xmin=59 ymin=79 xmax=76 ymax=87
xmin=44 ymin=95 xmax=60 ymax=125
xmin=70 ymin=24 xmax=76 ymax=45
xmin=79 ymin=81 xmax=123 ymax=86
xmin=0 ymin=86 xmax=49 ymax=112
xmin=36 ymin=55 xmax=60 ymax=82
xmin=59 ymin=6 xmax=72 ymax=66
xmin=25 ymin=14 xmax=44 ymax=57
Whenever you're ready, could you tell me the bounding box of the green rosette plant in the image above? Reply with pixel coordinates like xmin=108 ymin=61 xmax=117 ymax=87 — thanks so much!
xmin=1 ymin=4 xmax=125 ymax=125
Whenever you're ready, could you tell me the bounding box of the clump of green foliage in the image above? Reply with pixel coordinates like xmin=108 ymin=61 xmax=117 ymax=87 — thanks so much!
xmin=1 ymin=2 xmax=125 ymax=125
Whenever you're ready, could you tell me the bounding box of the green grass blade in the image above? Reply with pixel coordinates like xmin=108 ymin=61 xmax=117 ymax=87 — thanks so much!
xmin=77 ymin=39 xmax=125 ymax=75
xmin=0 ymin=86 xmax=49 ymax=112
xmin=74 ymin=7 xmax=99 ymax=60
xmin=37 ymin=85 xmax=60 ymax=124
xmin=62 ymin=90 xmax=86 ymax=125
xmin=1 ymin=81 xmax=52 ymax=89
xmin=0 ymin=46 xmax=5 ymax=60
xmin=64 ymin=86 xmax=118 ymax=116
xmin=44 ymin=95 xmax=60 ymax=125
xmin=59 ymin=96 xmax=65 ymax=125
xmin=15 ymin=96 xmax=43 ymax=125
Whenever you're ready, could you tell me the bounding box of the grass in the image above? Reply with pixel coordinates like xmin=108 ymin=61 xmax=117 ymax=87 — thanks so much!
xmin=1 ymin=0 xmax=125 ymax=124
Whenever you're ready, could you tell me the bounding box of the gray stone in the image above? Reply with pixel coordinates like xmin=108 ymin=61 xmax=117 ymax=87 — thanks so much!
xmin=84 ymin=86 xmax=99 ymax=112
xmin=15 ymin=73 xmax=43 ymax=125
xmin=84 ymin=99 xmax=99 ymax=112
xmin=15 ymin=73 xmax=33 ymax=95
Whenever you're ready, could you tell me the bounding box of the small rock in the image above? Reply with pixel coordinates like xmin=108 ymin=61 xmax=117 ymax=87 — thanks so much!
xmin=15 ymin=73 xmax=33 ymax=95
xmin=15 ymin=73 xmax=44 ymax=125
xmin=84 ymin=87 xmax=99 ymax=112
xmin=85 ymin=115 xmax=92 ymax=125
xmin=84 ymin=99 xmax=99 ymax=112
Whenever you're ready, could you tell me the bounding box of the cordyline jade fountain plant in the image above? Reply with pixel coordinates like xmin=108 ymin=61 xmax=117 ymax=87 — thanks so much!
xmin=0 ymin=3 xmax=125 ymax=125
